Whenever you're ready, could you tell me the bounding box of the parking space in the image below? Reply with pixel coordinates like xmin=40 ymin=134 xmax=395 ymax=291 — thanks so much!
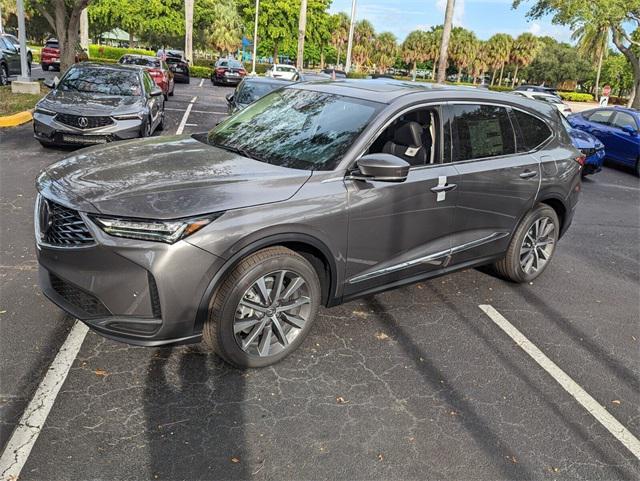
xmin=1 ymin=79 xmax=639 ymax=480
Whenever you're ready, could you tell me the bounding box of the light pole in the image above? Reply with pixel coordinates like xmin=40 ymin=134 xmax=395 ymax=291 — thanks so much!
xmin=16 ymin=0 xmax=29 ymax=81
xmin=251 ymin=0 xmax=260 ymax=75
xmin=296 ymin=0 xmax=307 ymax=71
xmin=185 ymin=0 xmax=194 ymax=63
xmin=0 ymin=4 xmax=4 ymax=34
xmin=344 ymin=0 xmax=356 ymax=73
xmin=80 ymin=8 xmax=89 ymax=58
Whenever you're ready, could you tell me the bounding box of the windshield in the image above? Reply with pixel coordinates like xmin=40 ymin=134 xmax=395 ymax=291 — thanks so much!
xmin=207 ymin=88 xmax=381 ymax=170
xmin=237 ymin=82 xmax=284 ymax=104
xmin=59 ymin=67 xmax=142 ymax=96
xmin=120 ymin=56 xmax=160 ymax=68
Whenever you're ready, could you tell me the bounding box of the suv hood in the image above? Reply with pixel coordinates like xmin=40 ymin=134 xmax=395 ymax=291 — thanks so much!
xmin=40 ymin=90 xmax=143 ymax=115
xmin=37 ymin=135 xmax=312 ymax=219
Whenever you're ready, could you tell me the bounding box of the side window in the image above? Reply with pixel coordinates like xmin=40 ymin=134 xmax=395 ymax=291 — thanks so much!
xmin=510 ymin=109 xmax=552 ymax=152
xmin=142 ymin=72 xmax=154 ymax=95
xmin=448 ymin=104 xmax=515 ymax=162
xmin=367 ymin=107 xmax=440 ymax=167
xmin=611 ymin=112 xmax=638 ymax=131
xmin=587 ymin=110 xmax=614 ymax=125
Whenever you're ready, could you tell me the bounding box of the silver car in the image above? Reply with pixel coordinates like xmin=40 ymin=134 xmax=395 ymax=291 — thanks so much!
xmin=33 ymin=62 xmax=165 ymax=147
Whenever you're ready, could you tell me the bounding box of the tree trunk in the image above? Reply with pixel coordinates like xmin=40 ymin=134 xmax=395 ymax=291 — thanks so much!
xmin=456 ymin=70 xmax=461 ymax=83
xmin=436 ymin=0 xmax=455 ymax=83
xmin=296 ymin=0 xmax=307 ymax=70
xmin=498 ymin=63 xmax=505 ymax=86
xmin=320 ymin=47 xmax=325 ymax=69
xmin=490 ymin=69 xmax=496 ymax=86
xmin=412 ymin=60 xmax=416 ymax=77
xmin=129 ymin=30 xmax=135 ymax=49
xmin=611 ymin=26 xmax=640 ymax=109
xmin=595 ymin=48 xmax=603 ymax=101
xmin=431 ymin=60 xmax=436 ymax=80
xmin=336 ymin=45 xmax=341 ymax=67
xmin=512 ymin=64 xmax=519 ymax=87
xmin=273 ymin=41 xmax=279 ymax=62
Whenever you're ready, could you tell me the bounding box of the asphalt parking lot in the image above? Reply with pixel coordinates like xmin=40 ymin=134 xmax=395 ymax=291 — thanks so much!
xmin=1 ymin=78 xmax=639 ymax=481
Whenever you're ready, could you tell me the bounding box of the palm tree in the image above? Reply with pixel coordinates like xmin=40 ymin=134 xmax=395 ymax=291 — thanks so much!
xmin=449 ymin=27 xmax=478 ymax=82
xmin=330 ymin=12 xmax=350 ymax=67
xmin=353 ymin=19 xmax=375 ymax=71
xmin=207 ymin=1 xmax=243 ymax=56
xmin=510 ymin=33 xmax=540 ymax=87
xmin=487 ymin=33 xmax=512 ymax=86
xmin=437 ymin=0 xmax=456 ymax=83
xmin=426 ymin=27 xmax=442 ymax=80
xmin=402 ymin=30 xmax=427 ymax=77
xmin=374 ymin=32 xmax=398 ymax=74
xmin=470 ymin=41 xmax=488 ymax=84
xmin=573 ymin=23 xmax=609 ymax=100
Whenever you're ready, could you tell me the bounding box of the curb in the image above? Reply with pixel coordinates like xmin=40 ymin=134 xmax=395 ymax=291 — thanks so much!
xmin=0 ymin=110 xmax=33 ymax=128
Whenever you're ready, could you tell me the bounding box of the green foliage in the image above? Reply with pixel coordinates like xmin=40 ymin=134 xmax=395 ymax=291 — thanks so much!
xmin=346 ymin=72 xmax=368 ymax=79
xmin=205 ymin=0 xmax=244 ymax=55
xmin=88 ymin=44 xmax=154 ymax=60
xmin=558 ymin=91 xmax=594 ymax=102
xmin=237 ymin=0 xmax=298 ymax=58
xmin=488 ymin=85 xmax=513 ymax=92
xmin=189 ymin=66 xmax=212 ymax=78
xmin=521 ymin=36 xmax=592 ymax=85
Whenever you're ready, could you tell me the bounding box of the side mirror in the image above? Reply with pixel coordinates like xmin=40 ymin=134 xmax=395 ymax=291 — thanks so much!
xmin=353 ymin=154 xmax=410 ymax=182
xmin=150 ymin=86 xmax=163 ymax=97
xmin=225 ymin=93 xmax=234 ymax=104
xmin=622 ymin=125 xmax=638 ymax=136
xmin=44 ymin=79 xmax=55 ymax=89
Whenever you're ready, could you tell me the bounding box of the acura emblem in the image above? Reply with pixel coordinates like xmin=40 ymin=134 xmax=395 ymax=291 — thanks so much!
xmin=77 ymin=116 xmax=88 ymax=128
xmin=39 ymin=198 xmax=53 ymax=235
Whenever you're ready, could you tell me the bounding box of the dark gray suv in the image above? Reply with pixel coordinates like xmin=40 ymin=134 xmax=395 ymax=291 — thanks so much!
xmin=35 ymin=80 xmax=582 ymax=367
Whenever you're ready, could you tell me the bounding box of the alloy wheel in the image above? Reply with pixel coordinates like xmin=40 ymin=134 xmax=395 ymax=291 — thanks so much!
xmin=520 ymin=216 xmax=556 ymax=275
xmin=0 ymin=65 xmax=7 ymax=86
xmin=234 ymin=270 xmax=311 ymax=358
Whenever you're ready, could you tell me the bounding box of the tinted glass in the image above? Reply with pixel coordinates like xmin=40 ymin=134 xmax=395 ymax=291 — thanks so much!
xmin=206 ymin=89 xmax=381 ymax=170
xmin=277 ymin=66 xmax=296 ymax=72
xmin=120 ymin=56 xmax=160 ymax=68
xmin=59 ymin=67 xmax=142 ymax=96
xmin=236 ymin=81 xmax=283 ymax=104
xmin=587 ymin=110 xmax=614 ymax=125
xmin=142 ymin=71 xmax=154 ymax=93
xmin=511 ymin=109 xmax=552 ymax=152
xmin=449 ymin=104 xmax=516 ymax=161
xmin=228 ymin=60 xmax=242 ymax=68
xmin=44 ymin=40 xmax=59 ymax=49
xmin=611 ymin=112 xmax=637 ymax=130
xmin=218 ymin=60 xmax=228 ymax=67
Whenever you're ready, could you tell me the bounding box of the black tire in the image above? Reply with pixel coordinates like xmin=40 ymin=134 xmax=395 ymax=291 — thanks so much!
xmin=41 ymin=63 xmax=49 ymax=71
xmin=203 ymin=246 xmax=321 ymax=368
xmin=0 ymin=64 xmax=8 ymax=86
xmin=635 ymin=157 xmax=640 ymax=177
xmin=169 ymin=82 xmax=174 ymax=96
xmin=140 ymin=117 xmax=152 ymax=138
xmin=492 ymin=204 xmax=559 ymax=283
xmin=156 ymin=110 xmax=165 ymax=132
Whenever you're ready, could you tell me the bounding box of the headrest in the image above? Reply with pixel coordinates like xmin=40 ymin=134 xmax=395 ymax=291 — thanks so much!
xmin=394 ymin=121 xmax=423 ymax=147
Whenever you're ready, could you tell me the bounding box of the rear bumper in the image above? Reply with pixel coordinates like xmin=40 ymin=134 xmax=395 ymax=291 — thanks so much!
xmin=36 ymin=203 xmax=225 ymax=346
xmin=212 ymin=75 xmax=242 ymax=85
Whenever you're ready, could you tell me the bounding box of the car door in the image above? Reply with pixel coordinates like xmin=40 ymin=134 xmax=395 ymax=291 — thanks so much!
xmin=442 ymin=102 xmax=542 ymax=265
xmin=608 ymin=110 xmax=640 ymax=167
xmin=344 ymin=105 xmax=460 ymax=297
xmin=142 ymin=71 xmax=161 ymax=125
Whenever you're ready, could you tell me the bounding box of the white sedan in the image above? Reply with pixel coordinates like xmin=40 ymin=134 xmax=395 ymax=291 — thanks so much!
xmin=265 ymin=64 xmax=300 ymax=81
xmin=511 ymin=90 xmax=572 ymax=117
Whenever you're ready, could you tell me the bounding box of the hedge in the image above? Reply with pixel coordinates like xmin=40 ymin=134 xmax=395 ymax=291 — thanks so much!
xmin=190 ymin=66 xmax=212 ymax=78
xmin=88 ymin=44 xmax=155 ymax=60
xmin=559 ymin=91 xmax=594 ymax=102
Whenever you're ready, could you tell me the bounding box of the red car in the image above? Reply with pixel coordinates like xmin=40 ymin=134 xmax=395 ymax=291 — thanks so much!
xmin=211 ymin=58 xmax=246 ymax=86
xmin=40 ymin=38 xmax=88 ymax=71
xmin=118 ymin=54 xmax=174 ymax=99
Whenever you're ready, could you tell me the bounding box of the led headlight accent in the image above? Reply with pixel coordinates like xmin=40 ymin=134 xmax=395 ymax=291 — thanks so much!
xmin=92 ymin=213 xmax=222 ymax=244
xmin=113 ymin=112 xmax=145 ymax=120
xmin=35 ymin=106 xmax=57 ymax=116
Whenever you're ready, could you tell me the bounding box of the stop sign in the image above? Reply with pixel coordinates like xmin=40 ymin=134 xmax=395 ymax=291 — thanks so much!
xmin=602 ymin=85 xmax=611 ymax=97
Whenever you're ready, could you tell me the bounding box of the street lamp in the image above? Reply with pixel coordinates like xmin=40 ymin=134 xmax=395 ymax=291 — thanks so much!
xmin=251 ymin=0 xmax=259 ymax=75
xmin=16 ymin=0 xmax=29 ymax=81
xmin=344 ymin=0 xmax=356 ymax=74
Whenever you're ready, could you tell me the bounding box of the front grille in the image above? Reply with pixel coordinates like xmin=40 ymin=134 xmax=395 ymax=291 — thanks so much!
xmin=38 ymin=197 xmax=94 ymax=247
xmin=55 ymin=113 xmax=113 ymax=129
xmin=50 ymin=273 xmax=110 ymax=317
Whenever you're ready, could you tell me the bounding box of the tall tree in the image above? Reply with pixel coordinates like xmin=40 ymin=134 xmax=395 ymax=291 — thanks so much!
xmin=572 ymin=23 xmax=609 ymax=100
xmin=510 ymin=32 xmax=539 ymax=86
xmin=352 ymin=19 xmax=375 ymax=71
xmin=402 ymin=30 xmax=428 ymax=77
xmin=330 ymin=11 xmax=349 ymax=66
xmin=206 ymin=0 xmax=243 ymax=56
xmin=436 ymin=0 xmax=455 ymax=83
xmin=237 ymin=0 xmax=297 ymax=60
xmin=449 ymin=27 xmax=478 ymax=82
xmin=373 ymin=31 xmax=397 ymax=73
xmin=486 ymin=33 xmax=512 ymax=85
xmin=425 ymin=26 xmax=443 ymax=79
xmin=470 ymin=41 xmax=489 ymax=84
xmin=29 ymin=0 xmax=92 ymax=72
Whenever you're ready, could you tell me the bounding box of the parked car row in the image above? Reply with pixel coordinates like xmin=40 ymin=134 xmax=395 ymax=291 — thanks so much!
xmin=0 ymin=33 xmax=32 ymax=84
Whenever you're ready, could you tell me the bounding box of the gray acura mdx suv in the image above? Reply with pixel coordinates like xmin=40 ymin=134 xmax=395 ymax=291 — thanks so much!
xmin=35 ymin=80 xmax=582 ymax=367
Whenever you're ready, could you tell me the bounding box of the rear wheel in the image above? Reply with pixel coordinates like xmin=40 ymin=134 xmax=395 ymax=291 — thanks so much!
xmin=41 ymin=63 xmax=49 ymax=71
xmin=0 ymin=64 xmax=8 ymax=86
xmin=203 ymin=246 xmax=321 ymax=368
xmin=635 ymin=157 xmax=640 ymax=177
xmin=493 ymin=204 xmax=559 ymax=283
xmin=140 ymin=117 xmax=152 ymax=138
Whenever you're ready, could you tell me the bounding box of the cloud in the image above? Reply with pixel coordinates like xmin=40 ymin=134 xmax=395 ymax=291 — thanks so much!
xmin=528 ymin=22 xmax=541 ymax=35
xmin=436 ymin=0 xmax=465 ymax=27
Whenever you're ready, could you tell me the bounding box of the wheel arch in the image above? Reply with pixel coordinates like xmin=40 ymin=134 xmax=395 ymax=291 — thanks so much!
xmin=193 ymin=232 xmax=340 ymax=334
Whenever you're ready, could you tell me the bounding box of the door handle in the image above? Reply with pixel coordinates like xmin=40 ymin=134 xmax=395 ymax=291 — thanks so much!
xmin=519 ymin=170 xmax=538 ymax=179
xmin=430 ymin=183 xmax=457 ymax=193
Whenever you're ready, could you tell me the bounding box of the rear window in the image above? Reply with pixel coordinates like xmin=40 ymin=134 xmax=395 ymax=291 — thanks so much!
xmin=277 ymin=66 xmax=296 ymax=72
xmin=228 ymin=60 xmax=242 ymax=68
xmin=447 ymin=104 xmax=516 ymax=161
xmin=237 ymin=81 xmax=283 ymax=104
xmin=119 ymin=56 xmax=160 ymax=68
xmin=45 ymin=40 xmax=59 ymax=49
xmin=510 ymin=109 xmax=553 ymax=152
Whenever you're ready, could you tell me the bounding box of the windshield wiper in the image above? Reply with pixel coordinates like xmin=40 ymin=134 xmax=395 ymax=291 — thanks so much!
xmin=214 ymin=143 xmax=263 ymax=162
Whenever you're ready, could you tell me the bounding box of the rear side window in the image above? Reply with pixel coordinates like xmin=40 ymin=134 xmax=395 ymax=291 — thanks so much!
xmin=510 ymin=109 xmax=552 ymax=152
xmin=45 ymin=40 xmax=59 ymax=49
xmin=448 ymin=104 xmax=516 ymax=162
xmin=587 ymin=110 xmax=614 ymax=125
xmin=611 ymin=111 xmax=637 ymax=130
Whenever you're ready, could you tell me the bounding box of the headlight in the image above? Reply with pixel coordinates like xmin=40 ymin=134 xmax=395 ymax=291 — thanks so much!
xmin=91 ymin=213 xmax=223 ymax=244
xmin=35 ymin=106 xmax=56 ymax=115
xmin=113 ymin=112 xmax=145 ymax=120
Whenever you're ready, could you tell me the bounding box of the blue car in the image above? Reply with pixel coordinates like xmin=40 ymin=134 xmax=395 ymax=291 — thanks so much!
xmin=567 ymin=107 xmax=640 ymax=176
xmin=567 ymin=127 xmax=605 ymax=177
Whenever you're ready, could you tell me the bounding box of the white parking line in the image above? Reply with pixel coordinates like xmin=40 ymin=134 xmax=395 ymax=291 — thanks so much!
xmin=0 ymin=321 xmax=89 ymax=480
xmin=176 ymin=96 xmax=197 ymax=135
xmin=198 ymin=78 xmax=204 ymax=87
xmin=164 ymin=107 xmax=226 ymax=114
xmin=479 ymin=304 xmax=640 ymax=460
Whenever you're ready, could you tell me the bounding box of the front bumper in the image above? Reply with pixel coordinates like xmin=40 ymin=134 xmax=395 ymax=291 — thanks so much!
xmin=583 ymin=148 xmax=605 ymax=175
xmin=33 ymin=112 xmax=143 ymax=146
xmin=36 ymin=197 xmax=225 ymax=346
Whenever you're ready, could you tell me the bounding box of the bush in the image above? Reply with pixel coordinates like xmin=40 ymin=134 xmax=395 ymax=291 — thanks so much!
xmin=346 ymin=72 xmax=368 ymax=79
xmin=488 ymin=85 xmax=513 ymax=92
xmin=190 ymin=66 xmax=212 ymax=78
xmin=559 ymin=91 xmax=594 ymax=102
xmin=88 ymin=44 xmax=155 ymax=61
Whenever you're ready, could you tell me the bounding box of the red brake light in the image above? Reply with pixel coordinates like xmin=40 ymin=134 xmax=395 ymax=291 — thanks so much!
xmin=149 ymin=69 xmax=162 ymax=77
xmin=576 ymin=154 xmax=586 ymax=166
xmin=216 ymin=67 xmax=225 ymax=74
xmin=239 ymin=69 xmax=246 ymax=75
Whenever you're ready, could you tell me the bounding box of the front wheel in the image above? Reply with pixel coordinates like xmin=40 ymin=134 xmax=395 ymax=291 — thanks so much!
xmin=140 ymin=117 xmax=152 ymax=138
xmin=0 ymin=64 xmax=8 ymax=86
xmin=203 ymin=247 xmax=321 ymax=368
xmin=492 ymin=204 xmax=559 ymax=283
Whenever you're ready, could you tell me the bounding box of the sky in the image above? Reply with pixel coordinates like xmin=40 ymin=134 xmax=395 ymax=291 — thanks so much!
xmin=329 ymin=0 xmax=574 ymax=43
